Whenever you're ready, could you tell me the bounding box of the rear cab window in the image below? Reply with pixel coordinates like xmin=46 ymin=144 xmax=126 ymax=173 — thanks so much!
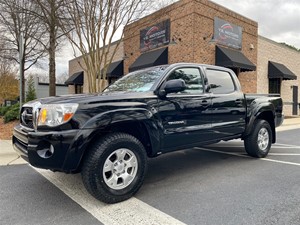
xmin=205 ymin=69 xmax=236 ymax=94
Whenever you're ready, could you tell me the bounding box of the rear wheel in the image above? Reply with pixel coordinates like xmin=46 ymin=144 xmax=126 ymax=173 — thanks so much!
xmin=244 ymin=119 xmax=272 ymax=158
xmin=81 ymin=132 xmax=147 ymax=203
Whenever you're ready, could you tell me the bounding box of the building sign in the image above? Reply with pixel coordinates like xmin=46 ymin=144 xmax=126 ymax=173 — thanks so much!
xmin=140 ymin=19 xmax=170 ymax=52
xmin=214 ymin=17 xmax=242 ymax=49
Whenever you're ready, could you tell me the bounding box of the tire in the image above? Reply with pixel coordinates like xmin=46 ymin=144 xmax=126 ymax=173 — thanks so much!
xmin=244 ymin=119 xmax=272 ymax=158
xmin=81 ymin=132 xmax=147 ymax=204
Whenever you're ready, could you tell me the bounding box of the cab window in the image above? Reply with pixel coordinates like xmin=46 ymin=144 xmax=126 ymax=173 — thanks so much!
xmin=206 ymin=69 xmax=235 ymax=94
xmin=167 ymin=67 xmax=204 ymax=94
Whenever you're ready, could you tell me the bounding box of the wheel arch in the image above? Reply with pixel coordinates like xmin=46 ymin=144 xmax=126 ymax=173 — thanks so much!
xmin=244 ymin=110 xmax=276 ymax=143
xmin=256 ymin=111 xmax=275 ymax=143
xmin=75 ymin=120 xmax=159 ymax=172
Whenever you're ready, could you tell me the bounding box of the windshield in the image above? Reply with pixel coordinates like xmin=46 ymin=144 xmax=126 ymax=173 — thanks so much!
xmin=104 ymin=66 xmax=168 ymax=93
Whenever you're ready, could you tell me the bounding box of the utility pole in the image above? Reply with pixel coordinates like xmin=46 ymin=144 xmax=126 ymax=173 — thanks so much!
xmin=19 ymin=33 xmax=24 ymax=110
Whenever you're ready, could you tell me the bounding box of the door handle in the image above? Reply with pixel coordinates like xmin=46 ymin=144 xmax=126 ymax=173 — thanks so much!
xmin=235 ymin=99 xmax=243 ymax=105
xmin=201 ymin=100 xmax=209 ymax=107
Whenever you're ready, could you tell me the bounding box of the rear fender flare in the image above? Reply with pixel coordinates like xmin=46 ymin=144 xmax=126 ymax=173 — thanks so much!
xmin=244 ymin=102 xmax=275 ymax=137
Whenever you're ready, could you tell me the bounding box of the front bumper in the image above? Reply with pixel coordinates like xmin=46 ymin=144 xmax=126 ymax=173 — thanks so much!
xmin=13 ymin=124 xmax=79 ymax=172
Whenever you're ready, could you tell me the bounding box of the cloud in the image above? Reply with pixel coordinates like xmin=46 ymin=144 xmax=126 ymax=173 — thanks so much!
xmin=28 ymin=0 xmax=300 ymax=76
xmin=211 ymin=0 xmax=300 ymax=48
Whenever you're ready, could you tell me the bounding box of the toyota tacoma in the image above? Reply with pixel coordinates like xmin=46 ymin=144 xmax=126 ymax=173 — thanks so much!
xmin=13 ymin=63 xmax=284 ymax=203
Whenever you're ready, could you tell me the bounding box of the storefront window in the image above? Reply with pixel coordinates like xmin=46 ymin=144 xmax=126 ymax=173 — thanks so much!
xmin=75 ymin=85 xmax=83 ymax=94
xmin=269 ymin=78 xmax=281 ymax=94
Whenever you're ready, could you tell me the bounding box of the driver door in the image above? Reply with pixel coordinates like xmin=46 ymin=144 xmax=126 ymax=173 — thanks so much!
xmin=156 ymin=66 xmax=212 ymax=152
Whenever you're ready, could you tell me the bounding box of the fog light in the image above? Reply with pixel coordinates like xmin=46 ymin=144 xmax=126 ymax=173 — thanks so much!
xmin=37 ymin=145 xmax=54 ymax=159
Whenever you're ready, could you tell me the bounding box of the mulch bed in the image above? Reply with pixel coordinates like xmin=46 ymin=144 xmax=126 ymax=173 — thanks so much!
xmin=0 ymin=117 xmax=18 ymax=140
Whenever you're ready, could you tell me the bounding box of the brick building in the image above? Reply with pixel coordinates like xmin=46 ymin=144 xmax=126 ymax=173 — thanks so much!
xmin=257 ymin=36 xmax=300 ymax=116
xmin=67 ymin=0 xmax=299 ymax=116
xmin=67 ymin=41 xmax=124 ymax=94
xmin=124 ymin=0 xmax=258 ymax=93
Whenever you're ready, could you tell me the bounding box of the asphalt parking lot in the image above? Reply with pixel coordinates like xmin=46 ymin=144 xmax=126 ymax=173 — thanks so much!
xmin=1 ymin=127 xmax=300 ymax=225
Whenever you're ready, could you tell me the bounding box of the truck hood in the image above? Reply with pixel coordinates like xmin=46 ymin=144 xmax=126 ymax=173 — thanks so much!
xmin=29 ymin=92 xmax=155 ymax=105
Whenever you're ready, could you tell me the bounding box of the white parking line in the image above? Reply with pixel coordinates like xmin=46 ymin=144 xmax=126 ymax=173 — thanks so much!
xmin=195 ymin=147 xmax=300 ymax=167
xmin=33 ymin=167 xmax=186 ymax=225
xmin=272 ymin=146 xmax=300 ymax=149
xmin=274 ymin=143 xmax=300 ymax=148
xmin=268 ymin=153 xmax=300 ymax=156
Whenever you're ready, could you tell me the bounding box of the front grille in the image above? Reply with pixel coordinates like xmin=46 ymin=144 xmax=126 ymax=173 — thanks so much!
xmin=21 ymin=107 xmax=34 ymax=129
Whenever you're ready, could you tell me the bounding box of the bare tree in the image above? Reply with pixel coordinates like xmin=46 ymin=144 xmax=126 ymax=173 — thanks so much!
xmin=151 ymin=0 xmax=178 ymax=11
xmin=60 ymin=0 xmax=153 ymax=93
xmin=29 ymin=0 xmax=67 ymax=96
xmin=0 ymin=0 xmax=47 ymax=102
xmin=0 ymin=56 xmax=18 ymax=104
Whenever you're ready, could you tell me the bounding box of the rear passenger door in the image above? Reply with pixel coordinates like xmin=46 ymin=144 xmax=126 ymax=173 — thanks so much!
xmin=205 ymin=68 xmax=246 ymax=140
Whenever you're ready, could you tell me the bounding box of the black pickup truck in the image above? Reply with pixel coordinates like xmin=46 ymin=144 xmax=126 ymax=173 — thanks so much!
xmin=13 ymin=63 xmax=283 ymax=203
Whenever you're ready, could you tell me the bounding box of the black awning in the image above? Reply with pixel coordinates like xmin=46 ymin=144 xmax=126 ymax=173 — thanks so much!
xmin=268 ymin=61 xmax=297 ymax=80
xmin=102 ymin=60 xmax=124 ymax=78
xmin=215 ymin=46 xmax=256 ymax=72
xmin=65 ymin=71 xmax=83 ymax=85
xmin=129 ymin=47 xmax=168 ymax=72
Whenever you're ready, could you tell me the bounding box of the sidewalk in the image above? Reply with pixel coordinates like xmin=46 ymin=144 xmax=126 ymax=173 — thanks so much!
xmin=277 ymin=116 xmax=300 ymax=131
xmin=1 ymin=117 xmax=300 ymax=166
xmin=0 ymin=140 xmax=27 ymax=166
xmin=281 ymin=116 xmax=300 ymax=126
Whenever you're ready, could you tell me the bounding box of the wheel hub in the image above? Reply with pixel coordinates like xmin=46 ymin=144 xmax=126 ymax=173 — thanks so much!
xmin=257 ymin=127 xmax=269 ymax=152
xmin=114 ymin=161 xmax=125 ymax=173
xmin=103 ymin=148 xmax=138 ymax=190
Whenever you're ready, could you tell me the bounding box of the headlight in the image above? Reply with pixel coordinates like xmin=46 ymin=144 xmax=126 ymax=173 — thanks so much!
xmin=38 ymin=103 xmax=78 ymax=127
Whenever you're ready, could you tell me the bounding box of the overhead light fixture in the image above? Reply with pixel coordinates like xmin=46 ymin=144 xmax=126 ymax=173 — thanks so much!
xmin=123 ymin=53 xmax=133 ymax=59
xmin=203 ymin=33 xmax=212 ymax=41
xmin=169 ymin=36 xmax=182 ymax=45
xmin=203 ymin=33 xmax=216 ymax=44
xmin=208 ymin=36 xmax=217 ymax=44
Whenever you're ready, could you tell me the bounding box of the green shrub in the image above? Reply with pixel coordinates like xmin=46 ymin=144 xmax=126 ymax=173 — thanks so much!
xmin=26 ymin=75 xmax=37 ymax=102
xmin=3 ymin=103 xmax=20 ymax=123
xmin=0 ymin=106 xmax=10 ymax=116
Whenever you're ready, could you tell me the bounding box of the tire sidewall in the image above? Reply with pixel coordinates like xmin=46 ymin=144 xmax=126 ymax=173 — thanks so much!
xmin=254 ymin=120 xmax=272 ymax=157
xmin=89 ymin=134 xmax=147 ymax=199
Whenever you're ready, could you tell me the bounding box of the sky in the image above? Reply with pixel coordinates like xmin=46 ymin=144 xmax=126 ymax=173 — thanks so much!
xmin=212 ymin=0 xmax=300 ymax=48
xmin=30 ymin=0 xmax=300 ymax=77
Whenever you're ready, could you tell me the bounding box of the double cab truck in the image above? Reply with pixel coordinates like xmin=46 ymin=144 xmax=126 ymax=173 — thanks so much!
xmin=13 ymin=63 xmax=284 ymax=203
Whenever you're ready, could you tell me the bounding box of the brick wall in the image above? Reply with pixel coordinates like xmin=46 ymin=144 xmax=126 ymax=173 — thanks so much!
xmin=257 ymin=36 xmax=300 ymax=116
xmin=123 ymin=0 xmax=258 ymax=93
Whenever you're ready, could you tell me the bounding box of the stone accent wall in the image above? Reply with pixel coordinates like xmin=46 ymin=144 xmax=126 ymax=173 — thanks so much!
xmin=257 ymin=36 xmax=300 ymax=116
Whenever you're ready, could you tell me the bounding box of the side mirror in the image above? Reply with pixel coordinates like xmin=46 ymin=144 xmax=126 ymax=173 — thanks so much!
xmin=159 ymin=79 xmax=186 ymax=97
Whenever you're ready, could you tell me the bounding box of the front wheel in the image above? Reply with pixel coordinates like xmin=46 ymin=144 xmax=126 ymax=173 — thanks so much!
xmin=244 ymin=119 xmax=272 ymax=158
xmin=81 ymin=133 xmax=147 ymax=204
